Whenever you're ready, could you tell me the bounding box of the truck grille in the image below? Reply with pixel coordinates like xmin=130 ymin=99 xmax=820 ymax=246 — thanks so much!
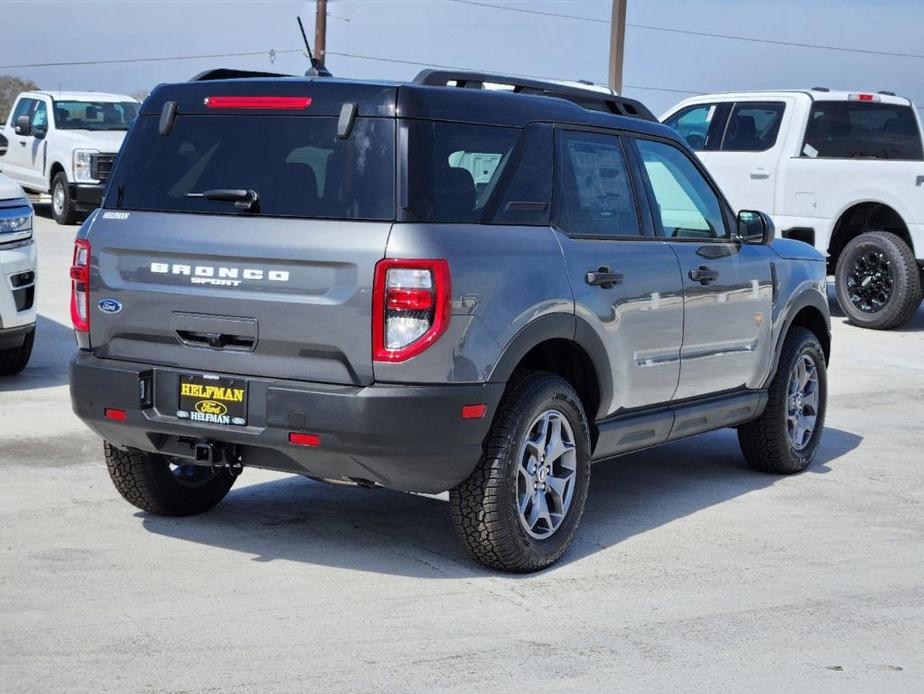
xmin=90 ymin=153 xmax=116 ymax=183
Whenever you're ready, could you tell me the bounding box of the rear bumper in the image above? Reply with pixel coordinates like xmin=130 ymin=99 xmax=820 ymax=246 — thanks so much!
xmin=67 ymin=183 xmax=105 ymax=212
xmin=69 ymin=352 xmax=504 ymax=493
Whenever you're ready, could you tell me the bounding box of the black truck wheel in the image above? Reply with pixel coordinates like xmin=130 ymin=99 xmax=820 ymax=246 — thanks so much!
xmin=0 ymin=325 xmax=35 ymax=376
xmin=104 ymin=442 xmax=237 ymax=516
xmin=738 ymin=327 xmax=827 ymax=474
xmin=835 ymin=231 xmax=921 ymax=330
xmin=449 ymin=372 xmax=591 ymax=572
xmin=51 ymin=172 xmax=79 ymax=225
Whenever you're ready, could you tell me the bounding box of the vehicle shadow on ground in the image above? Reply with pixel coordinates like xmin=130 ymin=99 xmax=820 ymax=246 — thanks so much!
xmin=826 ymin=281 xmax=924 ymax=331
xmin=31 ymin=202 xmax=83 ymax=226
xmin=141 ymin=426 xmax=862 ymax=578
xmin=0 ymin=314 xmax=73 ymax=391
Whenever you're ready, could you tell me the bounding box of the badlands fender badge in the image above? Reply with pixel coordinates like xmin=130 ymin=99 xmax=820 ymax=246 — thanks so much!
xmin=98 ymin=298 xmax=123 ymax=314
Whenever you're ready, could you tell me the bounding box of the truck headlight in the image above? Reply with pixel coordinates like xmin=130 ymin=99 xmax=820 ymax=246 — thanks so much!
xmin=0 ymin=205 xmax=33 ymax=244
xmin=73 ymin=149 xmax=98 ymax=183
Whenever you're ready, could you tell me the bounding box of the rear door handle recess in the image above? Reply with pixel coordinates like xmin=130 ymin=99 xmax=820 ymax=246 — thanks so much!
xmin=585 ymin=267 xmax=623 ymax=288
xmin=750 ymin=167 xmax=770 ymax=179
xmin=689 ymin=265 xmax=719 ymax=285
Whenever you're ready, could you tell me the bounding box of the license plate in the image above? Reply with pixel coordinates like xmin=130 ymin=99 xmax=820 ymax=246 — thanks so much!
xmin=177 ymin=374 xmax=248 ymax=427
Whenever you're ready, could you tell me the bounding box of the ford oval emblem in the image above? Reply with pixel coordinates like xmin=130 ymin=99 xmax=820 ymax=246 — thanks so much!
xmin=98 ymin=298 xmax=123 ymax=314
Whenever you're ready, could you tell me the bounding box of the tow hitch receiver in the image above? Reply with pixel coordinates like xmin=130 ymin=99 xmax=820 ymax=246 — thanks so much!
xmin=194 ymin=441 xmax=243 ymax=477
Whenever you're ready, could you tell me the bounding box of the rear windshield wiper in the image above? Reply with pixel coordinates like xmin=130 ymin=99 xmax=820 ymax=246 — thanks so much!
xmin=188 ymin=189 xmax=259 ymax=210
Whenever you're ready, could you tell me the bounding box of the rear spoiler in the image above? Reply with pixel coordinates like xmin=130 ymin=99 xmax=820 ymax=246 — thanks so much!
xmin=414 ymin=69 xmax=656 ymax=121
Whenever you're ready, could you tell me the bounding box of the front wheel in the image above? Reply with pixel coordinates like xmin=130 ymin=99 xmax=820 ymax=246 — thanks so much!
xmin=449 ymin=372 xmax=591 ymax=572
xmin=0 ymin=325 xmax=35 ymax=376
xmin=835 ymin=231 xmax=922 ymax=330
xmin=738 ymin=327 xmax=827 ymax=474
xmin=104 ymin=442 xmax=237 ymax=516
xmin=51 ymin=172 xmax=78 ymax=225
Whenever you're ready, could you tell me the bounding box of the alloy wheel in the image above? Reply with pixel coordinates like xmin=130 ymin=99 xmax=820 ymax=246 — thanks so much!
xmin=787 ymin=354 xmax=820 ymax=451
xmin=516 ymin=409 xmax=578 ymax=539
xmin=846 ymin=250 xmax=893 ymax=313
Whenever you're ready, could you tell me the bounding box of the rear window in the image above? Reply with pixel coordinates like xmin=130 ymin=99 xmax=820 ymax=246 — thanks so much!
xmin=105 ymin=115 xmax=395 ymax=220
xmin=721 ymin=102 xmax=785 ymax=152
xmin=802 ymin=102 xmax=923 ymax=160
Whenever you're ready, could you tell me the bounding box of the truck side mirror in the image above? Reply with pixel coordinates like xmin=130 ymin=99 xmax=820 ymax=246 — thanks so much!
xmin=14 ymin=115 xmax=32 ymax=137
xmin=737 ymin=210 xmax=775 ymax=245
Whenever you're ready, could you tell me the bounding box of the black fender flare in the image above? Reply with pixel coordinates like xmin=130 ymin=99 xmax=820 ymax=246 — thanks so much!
xmin=763 ymin=288 xmax=831 ymax=388
xmin=487 ymin=312 xmax=613 ymax=420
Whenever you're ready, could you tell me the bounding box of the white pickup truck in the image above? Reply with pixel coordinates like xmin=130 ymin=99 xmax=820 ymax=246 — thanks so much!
xmin=0 ymin=91 xmax=138 ymax=225
xmin=662 ymin=89 xmax=924 ymax=329
xmin=0 ymin=172 xmax=36 ymax=375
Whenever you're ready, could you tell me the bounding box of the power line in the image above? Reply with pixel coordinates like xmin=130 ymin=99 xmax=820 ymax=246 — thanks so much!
xmin=0 ymin=41 xmax=708 ymax=100
xmin=448 ymin=0 xmax=924 ymax=60
xmin=0 ymin=49 xmax=303 ymax=70
xmin=447 ymin=0 xmax=606 ymax=23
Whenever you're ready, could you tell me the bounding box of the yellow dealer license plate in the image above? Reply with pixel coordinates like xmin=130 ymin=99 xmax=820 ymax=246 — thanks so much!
xmin=177 ymin=374 xmax=248 ymax=427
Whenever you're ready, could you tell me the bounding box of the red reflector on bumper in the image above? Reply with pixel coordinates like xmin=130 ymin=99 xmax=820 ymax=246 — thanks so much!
xmin=461 ymin=404 xmax=487 ymax=420
xmin=104 ymin=408 xmax=127 ymax=421
xmin=288 ymin=432 xmax=320 ymax=447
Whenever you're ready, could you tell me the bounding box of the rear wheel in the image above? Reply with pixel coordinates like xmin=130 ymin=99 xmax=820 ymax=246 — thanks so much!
xmin=738 ymin=327 xmax=826 ymax=474
xmin=835 ymin=231 xmax=921 ymax=330
xmin=449 ymin=372 xmax=591 ymax=572
xmin=0 ymin=325 xmax=35 ymax=376
xmin=51 ymin=172 xmax=78 ymax=225
xmin=104 ymin=441 xmax=237 ymax=516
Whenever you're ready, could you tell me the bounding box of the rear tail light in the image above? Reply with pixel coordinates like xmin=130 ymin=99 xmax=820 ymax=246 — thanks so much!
xmin=70 ymin=239 xmax=91 ymax=333
xmin=373 ymin=259 xmax=450 ymax=362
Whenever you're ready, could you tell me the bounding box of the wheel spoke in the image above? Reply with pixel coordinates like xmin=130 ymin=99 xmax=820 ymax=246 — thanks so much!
xmin=546 ymin=472 xmax=573 ymax=510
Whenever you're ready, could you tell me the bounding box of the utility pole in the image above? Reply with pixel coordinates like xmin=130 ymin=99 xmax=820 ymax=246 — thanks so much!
xmin=315 ymin=0 xmax=328 ymax=65
xmin=608 ymin=0 xmax=627 ymax=94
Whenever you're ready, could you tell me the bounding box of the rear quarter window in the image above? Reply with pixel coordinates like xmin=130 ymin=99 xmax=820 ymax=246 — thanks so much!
xmin=802 ymin=101 xmax=923 ymax=160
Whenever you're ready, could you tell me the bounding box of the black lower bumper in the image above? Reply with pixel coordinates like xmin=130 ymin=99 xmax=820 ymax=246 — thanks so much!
xmin=67 ymin=183 xmax=105 ymax=212
xmin=69 ymin=352 xmax=505 ymax=493
xmin=0 ymin=324 xmax=33 ymax=349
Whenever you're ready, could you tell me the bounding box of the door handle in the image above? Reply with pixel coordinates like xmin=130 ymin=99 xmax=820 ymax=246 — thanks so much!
xmin=689 ymin=265 xmax=719 ymax=285
xmin=750 ymin=167 xmax=770 ymax=179
xmin=585 ymin=266 xmax=623 ymax=288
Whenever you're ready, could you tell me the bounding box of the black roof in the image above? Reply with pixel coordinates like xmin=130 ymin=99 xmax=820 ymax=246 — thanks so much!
xmin=141 ymin=71 xmax=678 ymax=140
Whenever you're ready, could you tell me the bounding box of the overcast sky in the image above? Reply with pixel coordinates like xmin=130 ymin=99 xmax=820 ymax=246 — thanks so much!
xmin=2 ymin=0 xmax=923 ymax=116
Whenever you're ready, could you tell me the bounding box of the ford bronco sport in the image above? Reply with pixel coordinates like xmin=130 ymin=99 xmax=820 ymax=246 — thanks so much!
xmin=69 ymin=69 xmax=831 ymax=571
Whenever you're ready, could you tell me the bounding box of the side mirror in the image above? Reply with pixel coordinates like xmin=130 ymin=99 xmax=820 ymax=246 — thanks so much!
xmin=32 ymin=122 xmax=47 ymax=139
xmin=14 ymin=115 xmax=31 ymax=136
xmin=737 ymin=210 xmax=775 ymax=245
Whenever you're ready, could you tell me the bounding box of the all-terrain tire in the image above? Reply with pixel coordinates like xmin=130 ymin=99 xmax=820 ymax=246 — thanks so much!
xmin=104 ymin=441 xmax=237 ymax=516
xmin=738 ymin=327 xmax=827 ymax=474
xmin=835 ymin=231 xmax=921 ymax=330
xmin=0 ymin=325 xmax=35 ymax=376
xmin=51 ymin=171 xmax=78 ymax=225
xmin=449 ymin=371 xmax=591 ymax=572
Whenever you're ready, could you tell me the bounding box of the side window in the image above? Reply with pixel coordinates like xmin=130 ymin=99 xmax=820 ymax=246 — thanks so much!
xmin=635 ymin=138 xmax=728 ymax=239
xmin=10 ymin=98 xmax=35 ymax=127
xmin=556 ymin=130 xmax=640 ymax=237
xmin=31 ymin=101 xmax=48 ymax=129
xmin=663 ymin=103 xmax=726 ymax=151
xmin=721 ymin=102 xmax=785 ymax=152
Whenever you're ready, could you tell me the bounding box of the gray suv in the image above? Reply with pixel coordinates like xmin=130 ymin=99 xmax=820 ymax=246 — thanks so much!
xmin=69 ymin=70 xmax=831 ymax=571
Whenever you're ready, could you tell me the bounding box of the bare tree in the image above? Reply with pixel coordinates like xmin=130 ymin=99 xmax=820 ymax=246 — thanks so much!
xmin=0 ymin=75 xmax=40 ymax=123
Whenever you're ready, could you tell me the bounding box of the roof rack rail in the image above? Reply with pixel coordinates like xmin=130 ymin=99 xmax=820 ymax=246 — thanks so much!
xmin=811 ymin=86 xmax=830 ymax=92
xmin=190 ymin=68 xmax=294 ymax=82
xmin=413 ymin=69 xmax=656 ymax=121
xmin=878 ymin=90 xmax=896 ymax=96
